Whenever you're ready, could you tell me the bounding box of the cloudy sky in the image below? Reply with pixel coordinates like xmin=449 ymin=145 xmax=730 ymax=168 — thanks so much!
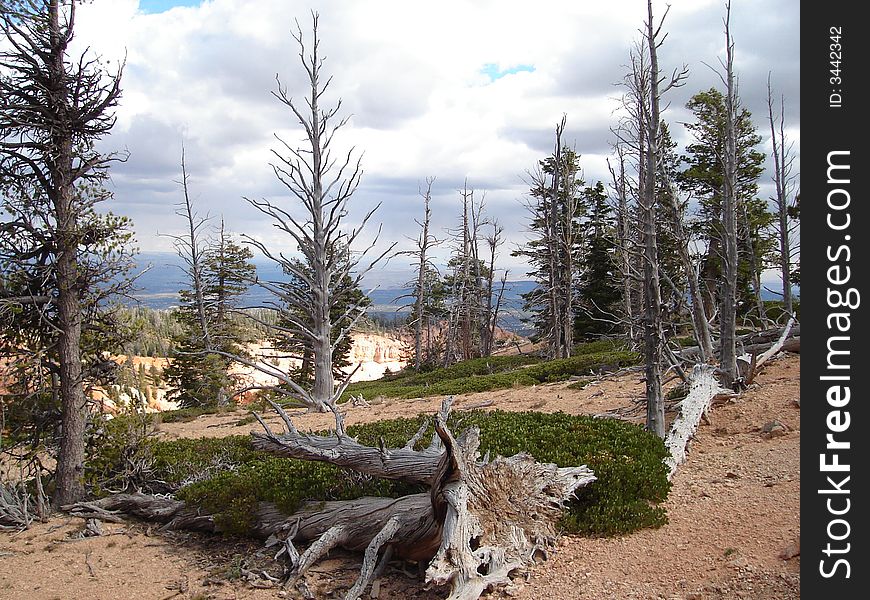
xmin=72 ymin=0 xmax=800 ymax=286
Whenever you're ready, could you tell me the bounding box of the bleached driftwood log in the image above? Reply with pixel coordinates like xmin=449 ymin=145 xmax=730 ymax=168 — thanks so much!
xmin=67 ymin=397 xmax=595 ymax=600
xmin=664 ymin=364 xmax=724 ymax=480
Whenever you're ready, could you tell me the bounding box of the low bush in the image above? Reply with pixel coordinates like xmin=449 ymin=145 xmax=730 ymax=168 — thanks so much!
xmin=94 ymin=410 xmax=669 ymax=537
xmin=340 ymin=345 xmax=639 ymax=403
xmin=159 ymin=403 xmax=240 ymax=423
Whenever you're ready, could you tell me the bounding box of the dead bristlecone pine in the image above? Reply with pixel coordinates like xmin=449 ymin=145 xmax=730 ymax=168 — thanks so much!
xmin=65 ymin=397 xmax=596 ymax=600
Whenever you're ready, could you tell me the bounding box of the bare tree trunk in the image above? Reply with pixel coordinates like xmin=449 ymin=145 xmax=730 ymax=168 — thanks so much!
xmin=483 ymin=221 xmax=504 ymax=357
xmin=608 ymin=150 xmax=635 ymax=340
xmin=664 ymin=183 xmax=714 ymax=362
xmin=767 ymin=75 xmax=795 ymax=316
xmin=739 ymin=202 xmax=767 ymax=322
xmin=412 ymin=180 xmax=436 ymax=370
xmin=664 ymin=364 xmax=723 ymax=479
xmin=548 ymin=118 xmax=566 ymax=359
xmin=560 ymin=139 xmax=577 ymax=356
xmin=641 ymin=0 xmax=666 ymax=438
xmin=719 ymin=2 xmax=740 ymax=389
xmin=54 ymin=174 xmax=87 ymax=507
xmin=178 ymin=149 xmax=213 ymax=352
xmin=241 ymin=15 xmax=392 ymax=411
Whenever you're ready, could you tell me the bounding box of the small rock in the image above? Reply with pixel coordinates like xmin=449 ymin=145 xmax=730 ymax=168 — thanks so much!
xmin=779 ymin=539 xmax=800 ymax=560
xmin=725 ymin=470 xmax=740 ymax=479
xmin=727 ymin=556 xmax=749 ymax=569
xmin=760 ymin=420 xmax=788 ymax=438
xmin=791 ymin=398 xmax=800 ymax=408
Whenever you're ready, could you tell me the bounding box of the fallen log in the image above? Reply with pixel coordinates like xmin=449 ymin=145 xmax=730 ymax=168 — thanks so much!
xmin=743 ymin=316 xmax=797 ymax=385
xmin=676 ymin=322 xmax=800 ymax=362
xmin=67 ymin=397 xmax=595 ymax=600
xmin=664 ymin=364 xmax=724 ymax=480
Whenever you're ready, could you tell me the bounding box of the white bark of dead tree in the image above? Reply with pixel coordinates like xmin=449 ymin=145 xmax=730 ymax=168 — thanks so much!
xmin=742 ymin=315 xmax=796 ymax=385
xmin=66 ymin=397 xmax=596 ymax=600
xmin=239 ymin=14 xmax=394 ymax=413
xmin=664 ymin=364 xmax=724 ymax=480
xmin=664 ymin=319 xmax=795 ymax=480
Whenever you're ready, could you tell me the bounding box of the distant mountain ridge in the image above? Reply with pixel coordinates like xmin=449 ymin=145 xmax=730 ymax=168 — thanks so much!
xmin=127 ymin=252 xmax=796 ymax=335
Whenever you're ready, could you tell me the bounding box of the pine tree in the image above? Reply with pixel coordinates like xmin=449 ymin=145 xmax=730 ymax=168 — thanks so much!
xmin=678 ymin=88 xmax=769 ymax=319
xmin=1 ymin=0 xmax=131 ymax=505
xmin=164 ymin=221 xmax=255 ymax=408
xmin=575 ymin=182 xmax=621 ymax=339
xmin=272 ymin=249 xmax=370 ymax=393
xmin=514 ymin=141 xmax=584 ymax=355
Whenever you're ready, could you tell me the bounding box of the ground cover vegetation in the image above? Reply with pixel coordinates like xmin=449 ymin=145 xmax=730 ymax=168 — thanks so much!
xmin=86 ymin=408 xmax=669 ymax=538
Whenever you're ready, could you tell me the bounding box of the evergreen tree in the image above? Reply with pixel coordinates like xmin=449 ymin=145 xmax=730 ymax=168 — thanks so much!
xmin=575 ymin=182 xmax=621 ymax=339
xmin=654 ymin=123 xmax=687 ymax=320
xmin=164 ymin=223 xmax=255 ymax=408
xmin=1 ymin=190 xmax=135 ymax=453
xmin=514 ymin=143 xmax=584 ymax=353
xmin=677 ymin=88 xmax=769 ymax=318
xmin=1 ymin=0 xmax=129 ymax=503
xmin=405 ymin=263 xmax=447 ymax=368
xmin=273 ymin=249 xmax=370 ymax=392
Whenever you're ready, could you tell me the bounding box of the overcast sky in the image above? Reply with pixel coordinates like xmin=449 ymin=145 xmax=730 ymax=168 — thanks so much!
xmin=72 ymin=0 xmax=800 ymax=286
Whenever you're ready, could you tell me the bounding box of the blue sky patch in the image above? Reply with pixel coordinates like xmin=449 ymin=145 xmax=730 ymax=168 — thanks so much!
xmin=480 ymin=63 xmax=535 ymax=81
xmin=138 ymin=0 xmax=202 ymax=14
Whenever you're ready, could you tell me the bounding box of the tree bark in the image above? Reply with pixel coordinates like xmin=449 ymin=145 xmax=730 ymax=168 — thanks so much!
xmin=663 ymin=183 xmax=714 ymax=362
xmin=51 ymin=0 xmax=86 ymax=507
xmin=664 ymin=364 xmax=723 ymax=479
xmin=767 ymin=76 xmax=795 ymax=316
xmin=642 ymin=0 xmax=666 ymax=438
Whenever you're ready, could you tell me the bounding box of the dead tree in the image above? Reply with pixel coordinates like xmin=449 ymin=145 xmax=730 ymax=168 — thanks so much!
xmin=396 ymin=177 xmax=443 ymax=369
xmin=66 ymin=398 xmax=596 ymax=600
xmin=515 ymin=118 xmax=581 ymax=360
xmin=239 ymin=14 xmax=392 ymax=412
xmin=547 ymin=117 xmax=571 ymax=359
xmin=717 ymin=1 xmax=740 ymax=388
xmin=611 ymin=2 xmax=687 ymax=437
xmin=663 ymin=182 xmax=714 ymax=362
xmin=766 ymin=75 xmax=799 ymax=317
xmin=664 ymin=364 xmax=723 ymax=479
xmin=407 ymin=178 xmax=442 ymax=370
xmin=482 ymin=221 xmax=508 ymax=357
xmin=638 ymin=1 xmax=687 ymax=437
xmin=165 ymin=149 xmax=214 ymax=353
xmin=443 ymin=183 xmax=490 ymax=365
xmin=607 ymin=147 xmax=637 ymax=341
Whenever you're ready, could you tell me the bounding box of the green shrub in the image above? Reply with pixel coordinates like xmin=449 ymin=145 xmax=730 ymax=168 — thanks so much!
xmin=102 ymin=410 xmax=668 ymax=538
xmin=159 ymin=403 xmax=239 ymax=423
xmin=340 ymin=347 xmax=639 ymax=402
xmin=566 ymin=379 xmax=593 ymax=390
xmin=84 ymin=411 xmax=160 ymax=496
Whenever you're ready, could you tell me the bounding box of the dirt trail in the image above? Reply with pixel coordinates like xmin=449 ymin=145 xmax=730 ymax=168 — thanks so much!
xmin=0 ymin=353 xmax=800 ymax=600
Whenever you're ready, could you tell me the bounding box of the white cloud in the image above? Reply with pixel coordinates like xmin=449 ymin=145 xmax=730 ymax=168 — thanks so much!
xmin=67 ymin=0 xmax=798 ymax=280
